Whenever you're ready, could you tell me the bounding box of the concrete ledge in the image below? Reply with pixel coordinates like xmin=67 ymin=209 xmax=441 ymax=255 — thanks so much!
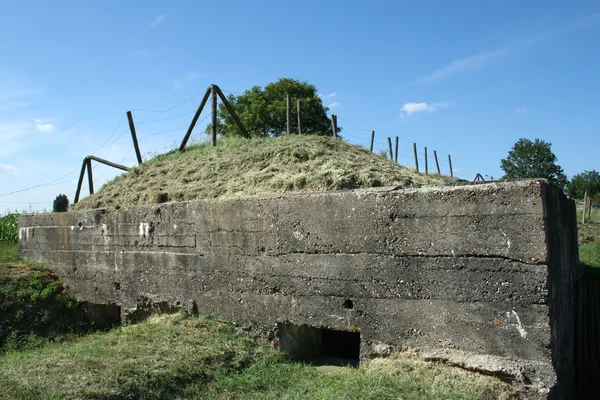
xmin=19 ymin=180 xmax=578 ymax=397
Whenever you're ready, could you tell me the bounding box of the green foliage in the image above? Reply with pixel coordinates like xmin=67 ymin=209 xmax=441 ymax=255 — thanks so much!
xmin=52 ymin=194 xmax=69 ymax=213
xmin=568 ymin=170 xmax=600 ymax=201
xmin=210 ymin=78 xmax=340 ymax=137
xmin=0 ymin=244 xmax=93 ymax=350
xmin=0 ymin=213 xmax=18 ymax=245
xmin=500 ymin=138 xmax=567 ymax=189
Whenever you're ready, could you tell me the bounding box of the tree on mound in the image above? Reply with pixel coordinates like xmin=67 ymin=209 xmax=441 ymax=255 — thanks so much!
xmin=210 ymin=78 xmax=340 ymax=137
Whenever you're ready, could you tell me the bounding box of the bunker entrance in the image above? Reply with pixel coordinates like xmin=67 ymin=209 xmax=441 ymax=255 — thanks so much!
xmin=278 ymin=323 xmax=360 ymax=366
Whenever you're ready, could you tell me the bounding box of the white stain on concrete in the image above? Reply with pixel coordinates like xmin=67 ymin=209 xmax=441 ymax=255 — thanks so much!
xmin=502 ymin=231 xmax=511 ymax=254
xmin=507 ymin=309 xmax=528 ymax=339
xmin=139 ymin=222 xmax=150 ymax=237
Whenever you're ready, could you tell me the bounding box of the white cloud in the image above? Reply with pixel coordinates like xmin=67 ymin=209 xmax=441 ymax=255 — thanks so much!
xmin=172 ymin=71 xmax=203 ymax=90
xmin=144 ymin=14 xmax=167 ymax=34
xmin=327 ymin=102 xmax=340 ymax=109
xmin=35 ymin=119 xmax=55 ymax=132
xmin=0 ymin=163 xmax=20 ymax=175
xmin=514 ymin=107 xmax=529 ymax=114
xmin=400 ymin=102 xmax=436 ymax=117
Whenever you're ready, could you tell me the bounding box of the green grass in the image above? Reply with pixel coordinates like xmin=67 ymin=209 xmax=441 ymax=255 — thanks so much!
xmin=0 ymin=314 xmax=517 ymax=400
xmin=577 ymin=208 xmax=600 ymax=279
xmin=72 ymin=135 xmax=447 ymax=210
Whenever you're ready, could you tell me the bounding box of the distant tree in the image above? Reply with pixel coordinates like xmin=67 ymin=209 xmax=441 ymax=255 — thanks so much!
xmin=208 ymin=78 xmax=340 ymax=137
xmin=53 ymin=194 xmax=69 ymax=212
xmin=500 ymin=138 xmax=567 ymax=189
xmin=567 ymin=170 xmax=600 ymax=200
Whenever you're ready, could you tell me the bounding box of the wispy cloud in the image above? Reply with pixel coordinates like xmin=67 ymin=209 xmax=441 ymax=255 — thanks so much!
xmin=400 ymin=102 xmax=436 ymax=118
xmin=514 ymin=107 xmax=529 ymax=114
xmin=318 ymin=92 xmax=336 ymax=99
xmin=327 ymin=102 xmax=340 ymax=109
xmin=172 ymin=71 xmax=203 ymax=90
xmin=418 ymin=14 xmax=600 ymax=84
xmin=34 ymin=119 xmax=55 ymax=132
xmin=418 ymin=50 xmax=508 ymax=84
xmin=0 ymin=122 xmax=30 ymax=156
xmin=144 ymin=14 xmax=167 ymax=34
xmin=0 ymin=163 xmax=20 ymax=175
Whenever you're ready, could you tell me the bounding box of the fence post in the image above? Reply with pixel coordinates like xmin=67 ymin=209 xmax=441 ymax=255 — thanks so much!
xmin=214 ymin=86 xmax=250 ymax=138
xmin=86 ymin=158 xmax=94 ymax=195
xmin=413 ymin=143 xmax=419 ymax=172
xmin=424 ymin=146 xmax=428 ymax=174
xmin=211 ymin=84 xmax=217 ymax=146
xmin=286 ymin=94 xmax=291 ymax=135
xmin=448 ymin=154 xmax=453 ymax=177
xmin=370 ymin=131 xmax=375 ymax=152
xmin=583 ymin=191 xmax=588 ymax=224
xmin=387 ymin=137 xmax=393 ymax=160
xmin=73 ymin=158 xmax=88 ymax=204
xmin=179 ymin=86 xmax=212 ymax=151
xmin=126 ymin=111 xmax=143 ymax=165
xmin=394 ymin=136 xmax=399 ymax=163
xmin=331 ymin=114 xmax=338 ymax=138
xmin=297 ymin=100 xmax=302 ymax=134
xmin=434 ymin=150 xmax=441 ymax=174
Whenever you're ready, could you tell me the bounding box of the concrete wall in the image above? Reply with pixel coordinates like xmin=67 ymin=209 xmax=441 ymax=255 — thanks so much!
xmin=19 ymin=180 xmax=579 ymax=397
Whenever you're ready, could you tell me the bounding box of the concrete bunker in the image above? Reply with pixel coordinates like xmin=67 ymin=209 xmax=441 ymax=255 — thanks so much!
xmin=18 ymin=180 xmax=580 ymax=397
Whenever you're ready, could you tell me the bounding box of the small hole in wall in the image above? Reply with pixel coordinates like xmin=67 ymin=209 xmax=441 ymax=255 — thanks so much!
xmin=343 ymin=299 xmax=354 ymax=309
xmin=278 ymin=323 xmax=360 ymax=366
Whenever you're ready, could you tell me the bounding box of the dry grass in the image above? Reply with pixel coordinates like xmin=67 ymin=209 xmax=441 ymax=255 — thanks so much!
xmin=72 ymin=135 xmax=447 ymax=210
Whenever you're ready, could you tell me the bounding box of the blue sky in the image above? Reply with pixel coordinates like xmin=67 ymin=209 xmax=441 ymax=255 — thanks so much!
xmin=1 ymin=0 xmax=599 ymax=211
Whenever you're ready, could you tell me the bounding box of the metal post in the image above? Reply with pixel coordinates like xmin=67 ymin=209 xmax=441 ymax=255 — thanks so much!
xmin=424 ymin=146 xmax=428 ymax=174
xmin=448 ymin=154 xmax=453 ymax=177
xmin=370 ymin=131 xmax=375 ymax=152
xmin=387 ymin=137 xmax=393 ymax=160
xmin=394 ymin=136 xmax=399 ymax=163
xmin=434 ymin=150 xmax=440 ymax=174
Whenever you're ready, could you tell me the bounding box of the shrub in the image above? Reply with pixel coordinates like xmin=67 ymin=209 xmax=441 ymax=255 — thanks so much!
xmin=0 ymin=213 xmax=18 ymax=244
xmin=53 ymin=194 xmax=69 ymax=213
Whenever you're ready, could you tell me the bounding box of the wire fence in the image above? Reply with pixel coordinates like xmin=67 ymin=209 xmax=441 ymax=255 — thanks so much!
xmin=1 ymin=82 xmax=480 ymax=210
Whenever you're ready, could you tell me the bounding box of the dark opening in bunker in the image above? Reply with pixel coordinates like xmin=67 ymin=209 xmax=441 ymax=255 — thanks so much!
xmin=278 ymin=323 xmax=360 ymax=366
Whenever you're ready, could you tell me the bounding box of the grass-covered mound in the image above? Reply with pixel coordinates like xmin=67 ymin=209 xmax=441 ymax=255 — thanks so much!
xmin=72 ymin=135 xmax=446 ymax=210
xmin=0 ymin=313 xmax=518 ymax=399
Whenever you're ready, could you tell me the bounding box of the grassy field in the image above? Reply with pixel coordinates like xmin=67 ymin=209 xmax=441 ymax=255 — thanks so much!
xmin=0 ymin=243 xmax=517 ymax=399
xmin=577 ymin=208 xmax=600 ymax=278
xmin=72 ymin=135 xmax=447 ymax=210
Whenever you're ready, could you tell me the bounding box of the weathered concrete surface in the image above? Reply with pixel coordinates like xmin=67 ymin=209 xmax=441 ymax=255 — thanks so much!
xmin=19 ymin=180 xmax=579 ymax=397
